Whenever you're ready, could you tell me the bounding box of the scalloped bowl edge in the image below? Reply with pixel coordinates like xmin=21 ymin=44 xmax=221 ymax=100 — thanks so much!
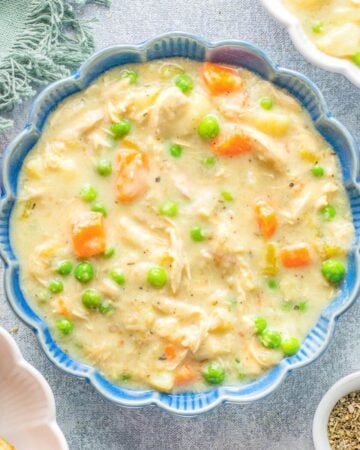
xmin=0 ymin=33 xmax=360 ymax=415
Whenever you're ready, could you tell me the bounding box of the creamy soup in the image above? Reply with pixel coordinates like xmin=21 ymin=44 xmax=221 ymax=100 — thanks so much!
xmin=11 ymin=58 xmax=353 ymax=392
xmin=283 ymin=0 xmax=360 ymax=66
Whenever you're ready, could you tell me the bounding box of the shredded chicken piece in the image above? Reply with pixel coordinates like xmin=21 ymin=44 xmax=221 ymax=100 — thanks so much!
xmin=248 ymin=340 xmax=283 ymax=368
xmin=149 ymin=87 xmax=189 ymax=137
xmin=56 ymin=108 xmax=104 ymax=141
xmin=152 ymin=298 xmax=208 ymax=353
xmin=117 ymin=216 xmax=166 ymax=249
xmin=237 ymin=125 xmax=288 ymax=171
xmin=194 ymin=333 xmax=234 ymax=361
xmin=280 ymin=181 xmax=338 ymax=224
xmin=191 ymin=190 xmax=218 ymax=219
xmin=29 ymin=240 xmax=61 ymax=285
xmin=171 ymin=171 xmax=194 ymax=199
xmin=166 ymin=224 xmax=191 ymax=294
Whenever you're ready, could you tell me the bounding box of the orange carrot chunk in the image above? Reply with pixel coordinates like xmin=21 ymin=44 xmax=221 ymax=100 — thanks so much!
xmin=164 ymin=344 xmax=177 ymax=360
xmin=72 ymin=211 xmax=106 ymax=258
xmin=255 ymin=199 xmax=277 ymax=239
xmin=212 ymin=133 xmax=253 ymax=157
xmin=174 ymin=364 xmax=197 ymax=385
xmin=280 ymin=243 xmax=312 ymax=268
xmin=202 ymin=62 xmax=243 ymax=95
xmin=58 ymin=298 xmax=71 ymax=317
xmin=115 ymin=148 xmax=149 ymax=203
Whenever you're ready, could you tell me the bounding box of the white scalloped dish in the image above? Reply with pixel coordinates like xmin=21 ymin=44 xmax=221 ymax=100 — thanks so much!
xmin=261 ymin=0 xmax=360 ymax=88
xmin=0 ymin=327 xmax=68 ymax=450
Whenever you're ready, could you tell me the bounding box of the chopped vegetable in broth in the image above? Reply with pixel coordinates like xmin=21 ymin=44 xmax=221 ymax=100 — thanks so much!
xmin=11 ymin=58 xmax=354 ymax=392
xmin=282 ymin=0 xmax=360 ymax=67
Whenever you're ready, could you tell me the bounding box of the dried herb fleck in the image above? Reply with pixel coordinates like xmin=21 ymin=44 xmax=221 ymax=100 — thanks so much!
xmin=328 ymin=391 xmax=360 ymax=449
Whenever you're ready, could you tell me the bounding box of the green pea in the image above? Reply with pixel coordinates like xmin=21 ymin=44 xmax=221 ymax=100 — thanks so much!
xmin=174 ymin=73 xmax=194 ymax=93
xmin=221 ymin=191 xmax=234 ymax=202
xmin=202 ymin=156 xmax=216 ymax=167
xmin=169 ymin=143 xmax=183 ymax=158
xmin=120 ymin=69 xmax=138 ymax=84
xmin=56 ymin=319 xmax=74 ymax=335
xmin=99 ymin=301 xmax=114 ymax=315
xmin=254 ymin=317 xmax=267 ymax=334
xmin=296 ymin=300 xmax=308 ymax=312
xmin=312 ymin=20 xmax=324 ymax=33
xmin=80 ymin=184 xmax=97 ymax=202
xmin=198 ymin=115 xmax=220 ymax=139
xmin=147 ymin=267 xmax=168 ymax=288
xmin=260 ymin=97 xmax=273 ymax=110
xmin=238 ymin=373 xmax=247 ymax=381
xmin=96 ymin=159 xmax=112 ymax=177
xmin=118 ymin=373 xmax=131 ymax=381
xmin=49 ymin=279 xmax=63 ymax=294
xmin=190 ymin=226 xmax=207 ymax=242
xmin=82 ymin=289 xmax=102 ymax=309
xmin=320 ymin=205 xmax=336 ymax=221
xmin=110 ymin=268 xmax=125 ymax=286
xmin=74 ymin=261 xmax=94 ymax=283
xmin=267 ymin=279 xmax=278 ymax=289
xmin=159 ymin=200 xmax=178 ymax=217
xmin=281 ymin=337 xmax=300 ymax=356
xmin=103 ymin=247 xmax=115 ymax=259
xmin=353 ymin=52 xmax=360 ymax=67
xmin=57 ymin=260 xmax=73 ymax=276
xmin=110 ymin=119 xmax=131 ymax=138
xmin=321 ymin=259 xmax=346 ymax=285
xmin=91 ymin=202 xmax=107 ymax=216
xmin=260 ymin=329 xmax=282 ymax=349
xmin=311 ymin=164 xmax=325 ymax=177
xmin=202 ymin=362 xmax=225 ymax=385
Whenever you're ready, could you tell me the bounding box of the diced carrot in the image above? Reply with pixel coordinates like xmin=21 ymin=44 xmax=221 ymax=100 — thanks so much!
xmin=212 ymin=133 xmax=253 ymax=157
xmin=174 ymin=364 xmax=197 ymax=385
xmin=115 ymin=148 xmax=149 ymax=203
xmin=255 ymin=199 xmax=277 ymax=239
xmin=202 ymin=62 xmax=243 ymax=95
xmin=280 ymin=243 xmax=312 ymax=268
xmin=164 ymin=344 xmax=177 ymax=360
xmin=72 ymin=211 xmax=106 ymax=258
xmin=58 ymin=297 xmax=71 ymax=317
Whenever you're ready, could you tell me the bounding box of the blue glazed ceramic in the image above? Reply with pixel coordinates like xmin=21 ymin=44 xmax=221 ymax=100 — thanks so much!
xmin=1 ymin=33 xmax=359 ymax=415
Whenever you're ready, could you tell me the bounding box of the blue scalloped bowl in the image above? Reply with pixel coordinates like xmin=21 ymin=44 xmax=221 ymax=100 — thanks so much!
xmin=1 ymin=33 xmax=360 ymax=415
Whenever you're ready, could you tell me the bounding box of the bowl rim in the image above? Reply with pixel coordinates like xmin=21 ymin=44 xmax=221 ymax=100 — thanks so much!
xmin=1 ymin=31 xmax=360 ymax=415
xmin=260 ymin=0 xmax=360 ymax=88
xmin=313 ymin=371 xmax=360 ymax=450
xmin=0 ymin=327 xmax=68 ymax=449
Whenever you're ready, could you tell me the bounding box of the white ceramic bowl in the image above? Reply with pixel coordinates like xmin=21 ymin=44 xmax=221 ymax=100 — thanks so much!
xmin=0 ymin=327 xmax=68 ymax=450
xmin=261 ymin=0 xmax=360 ymax=88
xmin=313 ymin=371 xmax=360 ymax=449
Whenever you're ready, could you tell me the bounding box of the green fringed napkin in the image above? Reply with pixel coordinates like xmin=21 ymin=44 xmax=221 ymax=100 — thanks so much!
xmin=0 ymin=0 xmax=110 ymax=133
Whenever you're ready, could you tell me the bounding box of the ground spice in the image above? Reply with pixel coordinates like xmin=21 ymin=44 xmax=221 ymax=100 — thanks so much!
xmin=328 ymin=391 xmax=360 ymax=449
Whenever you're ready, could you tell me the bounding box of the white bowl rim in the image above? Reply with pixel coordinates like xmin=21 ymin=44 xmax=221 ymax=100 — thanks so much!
xmin=260 ymin=0 xmax=360 ymax=88
xmin=313 ymin=371 xmax=360 ymax=450
xmin=0 ymin=327 xmax=68 ymax=450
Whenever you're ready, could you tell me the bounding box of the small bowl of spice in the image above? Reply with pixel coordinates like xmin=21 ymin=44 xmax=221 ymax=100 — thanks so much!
xmin=313 ymin=372 xmax=360 ymax=449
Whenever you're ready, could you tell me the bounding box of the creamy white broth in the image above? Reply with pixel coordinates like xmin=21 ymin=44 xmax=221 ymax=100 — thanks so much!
xmin=283 ymin=0 xmax=360 ymax=65
xmin=11 ymin=58 xmax=353 ymax=392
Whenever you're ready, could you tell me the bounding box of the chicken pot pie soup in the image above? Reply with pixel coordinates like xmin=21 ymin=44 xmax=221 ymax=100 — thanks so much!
xmin=11 ymin=59 xmax=354 ymax=392
xmin=283 ymin=0 xmax=360 ymax=66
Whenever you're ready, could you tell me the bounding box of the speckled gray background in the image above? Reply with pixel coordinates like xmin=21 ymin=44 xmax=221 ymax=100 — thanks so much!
xmin=1 ymin=1 xmax=360 ymax=449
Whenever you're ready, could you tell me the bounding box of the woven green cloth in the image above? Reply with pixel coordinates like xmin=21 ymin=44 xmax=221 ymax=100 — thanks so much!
xmin=0 ymin=0 xmax=110 ymax=133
